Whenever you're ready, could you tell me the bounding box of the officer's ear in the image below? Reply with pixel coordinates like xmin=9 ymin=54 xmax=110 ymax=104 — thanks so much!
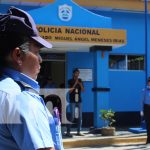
xmin=11 ymin=47 xmax=24 ymax=67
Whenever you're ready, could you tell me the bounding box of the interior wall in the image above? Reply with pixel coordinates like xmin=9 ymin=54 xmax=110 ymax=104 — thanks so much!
xmin=51 ymin=61 xmax=65 ymax=87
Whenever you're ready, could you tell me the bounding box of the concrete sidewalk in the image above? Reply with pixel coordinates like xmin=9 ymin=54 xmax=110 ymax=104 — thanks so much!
xmin=62 ymin=128 xmax=147 ymax=149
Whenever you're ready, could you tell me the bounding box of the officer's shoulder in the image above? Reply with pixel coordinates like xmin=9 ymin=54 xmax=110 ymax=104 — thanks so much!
xmin=0 ymin=77 xmax=21 ymax=94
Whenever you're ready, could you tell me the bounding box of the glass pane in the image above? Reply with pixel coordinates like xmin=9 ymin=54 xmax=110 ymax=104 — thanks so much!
xmin=109 ymin=55 xmax=126 ymax=70
xmin=128 ymin=55 xmax=144 ymax=70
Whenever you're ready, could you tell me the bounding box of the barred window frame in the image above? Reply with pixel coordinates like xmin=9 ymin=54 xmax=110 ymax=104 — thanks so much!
xmin=109 ymin=54 xmax=144 ymax=71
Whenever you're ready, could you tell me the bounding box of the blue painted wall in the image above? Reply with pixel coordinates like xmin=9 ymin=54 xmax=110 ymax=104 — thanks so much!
xmin=109 ymin=12 xmax=146 ymax=112
xmin=90 ymin=10 xmax=147 ymax=112
xmin=109 ymin=71 xmax=145 ymax=111
xmin=91 ymin=10 xmax=148 ymax=54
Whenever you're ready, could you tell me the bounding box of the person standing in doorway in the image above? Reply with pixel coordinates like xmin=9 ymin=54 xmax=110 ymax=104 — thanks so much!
xmin=66 ymin=68 xmax=84 ymax=137
xmin=0 ymin=7 xmax=64 ymax=150
xmin=142 ymin=77 xmax=150 ymax=145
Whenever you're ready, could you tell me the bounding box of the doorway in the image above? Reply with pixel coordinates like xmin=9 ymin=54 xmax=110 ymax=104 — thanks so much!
xmin=37 ymin=53 xmax=66 ymax=88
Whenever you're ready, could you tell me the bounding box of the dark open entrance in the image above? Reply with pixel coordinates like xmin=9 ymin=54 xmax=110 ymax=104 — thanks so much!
xmin=37 ymin=53 xmax=66 ymax=88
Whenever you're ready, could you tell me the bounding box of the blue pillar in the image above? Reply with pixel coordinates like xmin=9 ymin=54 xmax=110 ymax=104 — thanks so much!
xmin=91 ymin=46 xmax=111 ymax=128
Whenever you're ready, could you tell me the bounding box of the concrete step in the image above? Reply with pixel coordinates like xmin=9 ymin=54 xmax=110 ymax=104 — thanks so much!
xmin=62 ymin=130 xmax=147 ymax=148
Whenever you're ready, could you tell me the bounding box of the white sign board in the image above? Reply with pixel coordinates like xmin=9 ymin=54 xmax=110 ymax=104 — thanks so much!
xmin=79 ymin=69 xmax=93 ymax=81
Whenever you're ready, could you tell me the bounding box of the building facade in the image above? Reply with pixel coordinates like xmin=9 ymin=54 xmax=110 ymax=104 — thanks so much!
xmin=0 ymin=0 xmax=149 ymax=128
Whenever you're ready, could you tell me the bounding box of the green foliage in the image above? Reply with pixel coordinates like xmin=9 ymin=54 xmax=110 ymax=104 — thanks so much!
xmin=100 ymin=109 xmax=115 ymax=127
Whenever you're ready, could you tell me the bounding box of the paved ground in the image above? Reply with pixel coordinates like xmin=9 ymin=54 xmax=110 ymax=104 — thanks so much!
xmin=62 ymin=127 xmax=147 ymax=149
xmin=65 ymin=143 xmax=150 ymax=150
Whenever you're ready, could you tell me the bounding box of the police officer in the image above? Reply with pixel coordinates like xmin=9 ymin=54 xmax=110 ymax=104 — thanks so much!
xmin=0 ymin=7 xmax=64 ymax=150
xmin=142 ymin=77 xmax=150 ymax=144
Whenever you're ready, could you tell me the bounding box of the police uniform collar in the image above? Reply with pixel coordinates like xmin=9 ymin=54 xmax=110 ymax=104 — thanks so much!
xmin=4 ymin=68 xmax=40 ymax=93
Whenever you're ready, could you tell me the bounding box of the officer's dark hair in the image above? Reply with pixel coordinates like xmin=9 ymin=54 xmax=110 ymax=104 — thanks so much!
xmin=148 ymin=77 xmax=150 ymax=82
xmin=0 ymin=31 xmax=29 ymax=77
xmin=73 ymin=68 xmax=79 ymax=74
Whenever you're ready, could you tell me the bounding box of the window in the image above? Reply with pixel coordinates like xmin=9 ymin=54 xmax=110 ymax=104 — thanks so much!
xmin=128 ymin=56 xmax=144 ymax=70
xmin=109 ymin=55 xmax=144 ymax=71
xmin=109 ymin=55 xmax=126 ymax=70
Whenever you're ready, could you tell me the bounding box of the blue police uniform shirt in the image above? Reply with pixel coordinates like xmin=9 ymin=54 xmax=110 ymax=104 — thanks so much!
xmin=0 ymin=68 xmax=63 ymax=150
